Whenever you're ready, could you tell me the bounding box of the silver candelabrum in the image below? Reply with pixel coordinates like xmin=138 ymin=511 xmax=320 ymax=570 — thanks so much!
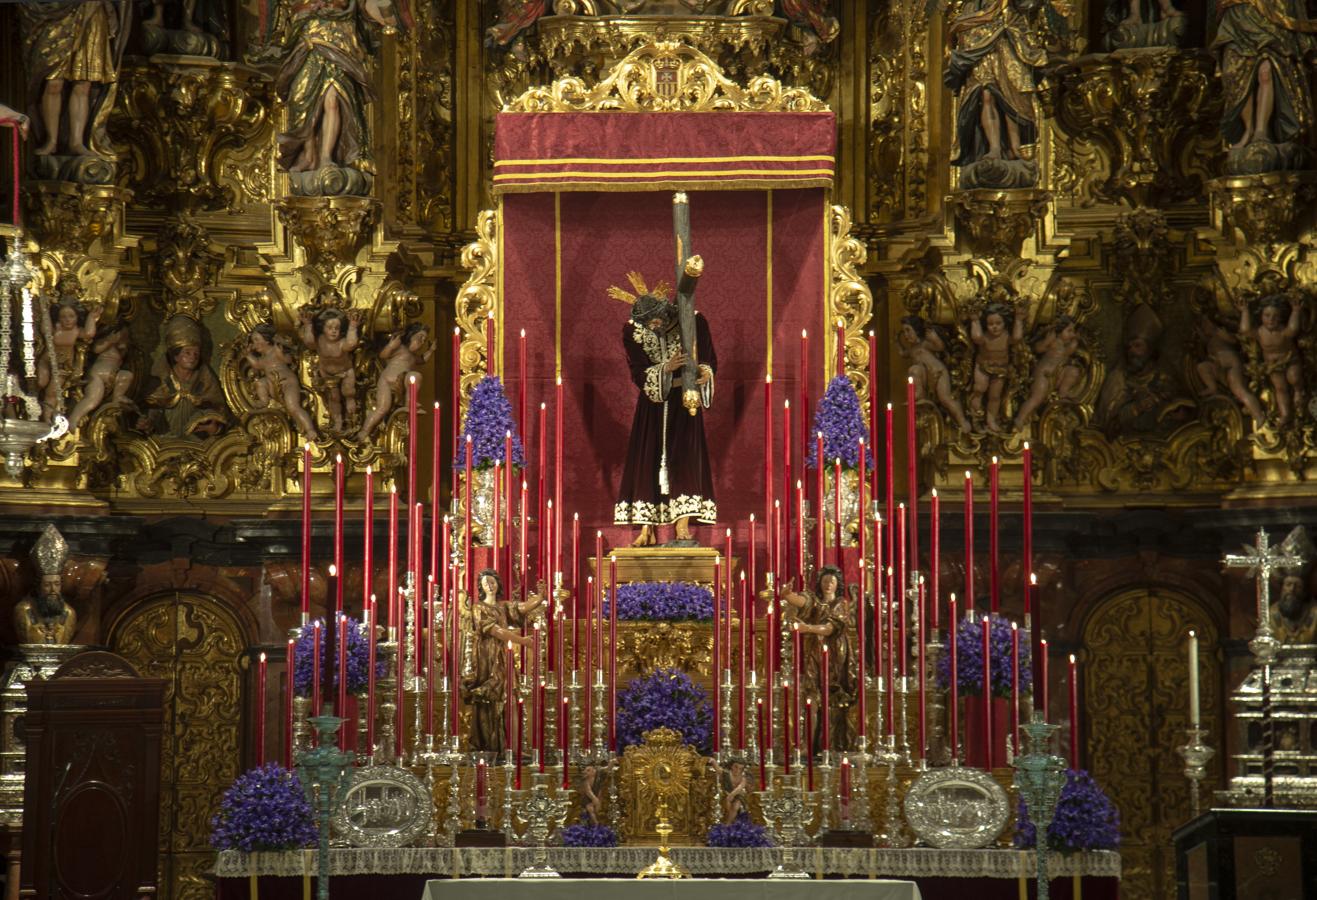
xmin=515 ymin=779 xmax=573 ymax=878
xmin=758 ymin=770 xmax=811 ymax=879
xmin=375 ymin=633 xmax=399 ymax=764
xmin=1178 ymin=726 xmax=1214 ymax=818
xmin=1014 ymin=715 xmax=1068 ymax=900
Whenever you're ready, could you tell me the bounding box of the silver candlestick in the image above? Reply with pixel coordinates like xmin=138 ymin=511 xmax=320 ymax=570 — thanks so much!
xmin=877 ymin=739 xmax=909 ymax=847
xmin=442 ymin=751 xmax=464 ymax=843
xmin=759 ymin=771 xmax=810 ymax=879
xmin=515 ymin=781 xmax=572 ymax=878
xmin=567 ymin=670 xmax=582 ymax=756
xmin=1178 ymin=727 xmax=1213 ymax=818
xmin=375 ymin=634 xmax=399 ymax=764
xmin=592 ymin=669 xmax=607 ymax=756
xmin=719 ymin=668 xmax=734 ymax=758
xmin=502 ymin=751 xmax=517 ymax=842
xmin=747 ymin=672 xmax=762 ymax=764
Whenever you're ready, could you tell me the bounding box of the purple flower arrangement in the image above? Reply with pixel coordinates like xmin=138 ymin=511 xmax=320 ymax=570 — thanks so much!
xmin=616 ymin=668 xmax=714 ymax=754
xmin=1015 ymin=769 xmax=1121 ymax=852
xmin=935 ymin=613 xmax=1032 ymax=698
xmin=561 ymin=816 xmax=619 ymax=847
xmin=454 ymin=375 xmax=526 ymax=470
xmin=601 ymin=581 xmax=714 ymax=621
xmin=209 ymin=763 xmax=317 ymax=852
xmin=292 ymin=617 xmax=386 ymax=698
xmin=805 ymin=376 xmax=873 ymax=470
xmin=707 ymin=812 xmax=774 ymax=848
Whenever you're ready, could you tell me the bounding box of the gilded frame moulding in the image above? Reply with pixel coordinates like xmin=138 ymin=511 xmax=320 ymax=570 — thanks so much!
xmin=456 ymin=39 xmax=873 ymax=427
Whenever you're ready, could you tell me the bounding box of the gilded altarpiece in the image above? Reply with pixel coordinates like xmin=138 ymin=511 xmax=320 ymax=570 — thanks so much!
xmin=111 ymin=594 xmax=246 ymax=900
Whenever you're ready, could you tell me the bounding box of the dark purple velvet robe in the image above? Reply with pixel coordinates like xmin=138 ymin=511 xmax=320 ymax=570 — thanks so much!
xmin=614 ymin=312 xmax=717 ymax=526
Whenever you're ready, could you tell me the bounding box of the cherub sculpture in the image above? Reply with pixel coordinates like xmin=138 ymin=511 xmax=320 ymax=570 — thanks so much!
xmin=717 ymin=757 xmax=750 ymax=824
xmin=67 ymin=321 xmax=133 ymax=431
xmin=968 ymin=301 xmax=1026 ymax=432
xmin=1012 ymin=315 xmax=1085 ymax=431
xmin=356 ymin=323 xmax=433 ymax=442
xmin=298 ymin=307 xmax=361 ymax=434
xmin=1239 ymin=294 xmax=1305 ymax=425
xmin=37 ymin=299 xmax=100 ymax=421
xmin=1194 ymin=313 xmax=1265 ymax=424
xmin=900 ymin=315 xmax=972 ymax=432
xmin=248 ymin=323 xmax=320 ymax=441
xmin=578 ymin=761 xmax=612 ymax=824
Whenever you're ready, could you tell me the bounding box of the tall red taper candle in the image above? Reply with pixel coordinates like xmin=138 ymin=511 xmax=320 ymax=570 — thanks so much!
xmin=300 ymin=443 xmax=312 ymax=618
xmin=1011 ymin=622 xmax=1020 ymax=756
xmin=1040 ymin=638 xmax=1050 ymax=720
xmin=981 ymin=615 xmax=993 ymax=767
xmin=917 ymin=578 xmax=926 ymax=760
xmin=782 ymin=399 xmax=793 ymax=584
xmin=796 ymin=480 xmax=805 ymax=584
xmin=1029 ymin=572 xmax=1040 ymax=697
xmin=764 ymin=375 xmax=774 ymax=545
xmin=333 ymin=456 xmax=344 ymax=614
xmin=388 ymin=486 xmax=398 ymax=629
xmin=821 ymin=644 xmax=830 ymax=754
xmin=431 ymin=403 xmax=441 ymax=588
xmin=738 ymin=571 xmax=747 ymax=750
xmin=805 ymin=700 xmax=815 ymax=788
xmin=505 ymin=640 xmax=514 ymax=751
xmin=1022 ymin=441 xmax=1033 ymax=617
xmin=609 ymin=555 xmax=618 ymax=751
xmin=815 ymin=432 xmax=825 ymax=574
xmin=406 ymin=376 xmax=419 ymax=572
xmin=948 ymin=594 xmax=958 ymax=761
xmin=989 ymin=456 xmax=1000 ymax=612
xmin=518 ymin=328 xmax=527 ymax=446
xmin=885 ymin=404 xmax=894 ymax=605
xmin=364 ymin=466 xmax=375 ymax=616
xmin=906 ymin=376 xmax=918 ymax=575
xmin=856 ymin=438 xmax=866 ymax=740
xmin=792 ymin=623 xmax=802 ymax=752
xmin=256 ymin=652 xmax=267 ymax=765
xmin=554 ymin=377 xmax=564 ymax=576
xmin=713 ymin=555 xmax=721 ymax=751
xmin=451 ymin=328 xmax=460 ymax=485
xmin=782 ymin=676 xmax=792 ymax=773
xmin=964 ymin=471 xmax=975 ymax=615
xmin=366 ymin=600 xmax=377 ymax=752
xmin=897 ymin=504 xmax=906 ymax=678
xmin=867 ymin=332 xmax=878 ymax=501
xmin=572 ymin=513 xmax=581 ymax=670
xmin=836 ymin=317 xmax=845 ymax=377
xmin=800 ymin=331 xmax=809 ymax=502
xmin=284 ymin=638 xmax=295 ymax=768
xmin=757 ymin=699 xmax=767 ymax=788
xmin=485 ymin=311 xmax=495 ymax=376
xmin=464 ymin=436 xmax=474 ymax=596
xmin=1068 ymin=653 xmax=1079 ymax=769
xmin=833 ymin=456 xmax=842 ymax=569
xmin=724 ymin=528 xmax=734 ymax=664
xmin=537 ymin=403 xmax=547 ymax=585
xmin=311 ymin=621 xmax=322 ymax=717
xmin=584 ymin=575 xmax=594 ymax=745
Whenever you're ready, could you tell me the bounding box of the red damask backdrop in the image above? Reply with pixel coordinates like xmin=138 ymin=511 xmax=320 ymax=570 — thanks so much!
xmin=501 ymin=187 xmax=827 ymax=551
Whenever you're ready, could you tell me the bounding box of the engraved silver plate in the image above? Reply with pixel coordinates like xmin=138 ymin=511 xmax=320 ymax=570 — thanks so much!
xmin=903 ymin=766 xmax=1010 ymax=849
xmin=332 ymin=765 xmax=431 ymax=848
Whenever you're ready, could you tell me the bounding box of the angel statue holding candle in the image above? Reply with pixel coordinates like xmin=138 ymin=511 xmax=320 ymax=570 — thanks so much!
xmin=783 ymin=564 xmax=857 ymax=753
xmin=459 ymin=569 xmax=545 ymax=754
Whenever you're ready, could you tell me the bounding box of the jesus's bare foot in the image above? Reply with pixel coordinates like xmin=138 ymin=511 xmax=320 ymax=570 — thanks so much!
xmin=631 ymin=525 xmax=655 ymax=547
xmin=674 ymin=516 xmax=694 ymax=542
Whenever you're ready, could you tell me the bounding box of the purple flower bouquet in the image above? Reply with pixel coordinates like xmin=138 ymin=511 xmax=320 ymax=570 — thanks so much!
xmin=209 ymin=763 xmax=317 ymax=852
xmin=454 ymin=375 xmax=526 ymax=470
xmin=561 ymin=816 xmax=619 ymax=847
xmin=292 ymin=617 xmax=386 ymax=698
xmin=935 ymin=613 xmax=1032 ymax=698
xmin=1015 ymin=769 xmax=1121 ymax=852
xmin=805 ymin=375 xmax=873 ymax=470
xmin=616 ymin=668 xmax=714 ymax=754
xmin=601 ymin=581 xmax=714 ymax=621
xmin=707 ymin=812 xmax=774 ymax=848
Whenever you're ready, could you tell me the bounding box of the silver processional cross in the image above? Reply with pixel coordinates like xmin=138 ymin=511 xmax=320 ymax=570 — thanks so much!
xmin=1223 ymin=528 xmax=1306 ymax=664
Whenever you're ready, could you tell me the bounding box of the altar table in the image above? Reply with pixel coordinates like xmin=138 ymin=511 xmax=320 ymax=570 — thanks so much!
xmin=213 ymin=848 xmax=1119 ymax=900
xmin=425 ymin=879 xmax=921 ymax=900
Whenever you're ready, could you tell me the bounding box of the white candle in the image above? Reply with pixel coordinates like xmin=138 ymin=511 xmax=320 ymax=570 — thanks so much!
xmin=1188 ymin=629 xmax=1200 ymax=728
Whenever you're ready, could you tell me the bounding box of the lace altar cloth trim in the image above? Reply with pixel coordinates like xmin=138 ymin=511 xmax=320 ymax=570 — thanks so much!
xmin=215 ymin=847 xmax=1120 ymax=879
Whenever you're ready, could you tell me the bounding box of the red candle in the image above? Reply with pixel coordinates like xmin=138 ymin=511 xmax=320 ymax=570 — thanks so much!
xmin=464 ymin=436 xmax=474 ymax=596
xmin=407 ymin=376 xmax=419 ymax=572
xmin=521 ymin=483 xmax=530 ymax=598
xmin=833 ymin=456 xmax=842 ymax=568
xmin=486 ymin=311 xmax=496 ymax=376
xmin=388 ymin=486 xmax=398 ymax=629
xmin=518 ymin=328 xmax=527 ymax=445
xmin=1040 ymin=638 xmax=1050 ymax=721
xmin=537 ymin=403 xmax=547 ymax=584
xmin=366 ymin=601 xmax=377 ymax=753
xmin=897 ymin=503 xmax=907 ymax=678
xmin=783 ymin=399 xmax=793 ymax=584
xmin=1068 ymin=653 xmax=1079 ymax=769
xmin=764 ymin=375 xmax=774 ymax=542
xmin=504 ymin=431 xmax=514 ymax=581
xmin=868 ymin=331 xmax=878 ymax=502
xmin=333 ymin=456 xmax=344 ymax=614
xmin=724 ymin=528 xmax=734 ymax=664
xmin=532 ymin=622 xmax=541 ymax=764
xmin=765 ymin=598 xmax=775 ymax=752
xmin=1022 ymin=441 xmax=1033 ymax=616
xmin=555 ymin=377 xmax=564 ymax=576
xmin=815 ymin=432 xmax=825 ymax=573
xmin=713 ymin=555 xmax=721 ymax=750
xmin=738 ymin=571 xmax=747 ymax=750
xmin=782 ymin=677 xmax=792 ymax=773
xmin=493 ymin=461 xmax=502 ymax=583
xmin=757 ymin=699 xmax=766 ymax=788
xmin=1029 ymin=572 xmax=1040 ymax=698
xmin=414 ymin=503 xmax=424 ymax=677
xmin=805 ymin=699 xmax=815 ymax=789
xmin=981 ymin=616 xmax=992 ymax=768
xmin=595 ymin=531 xmax=604 ymax=670
xmin=394 ymin=603 xmax=404 ymax=759
xmin=885 ymin=404 xmax=895 ymax=606
xmin=821 ymin=644 xmax=830 ymax=754
xmin=792 ymin=622 xmax=802 ymax=752
xmin=476 ymin=758 xmax=488 ymax=820
xmin=363 ymin=466 xmax=375 ymax=616
xmin=584 ymin=575 xmax=594 ymax=745
xmin=917 ymin=576 xmax=926 ymax=761
xmin=431 ymin=403 xmax=441 ymax=587
xmin=749 ymin=514 xmax=757 ymax=600
xmin=874 ymin=514 xmax=884 ymax=728
xmin=931 ymin=488 xmax=940 ymax=630
xmin=906 ymin=376 xmax=918 ymax=576
xmin=609 ymin=554 xmax=618 ymax=751
xmin=425 ymin=577 xmax=435 ymax=734
xmin=948 ymin=594 xmax=958 ymax=762
xmin=256 ymin=652 xmax=267 ymax=766
xmin=515 ymin=698 xmax=524 ymax=789
xmin=572 ymin=514 xmax=581 ymax=670
xmin=451 ymin=328 xmax=460 ymax=474
xmin=800 ymin=330 xmax=809 ymax=499
xmin=561 ymin=696 xmax=569 ymax=786
xmin=964 ymin=470 xmax=975 ymax=615
xmin=856 ymin=438 xmax=866 ymax=740
xmin=505 ymin=640 xmax=515 ymax=750
xmin=284 ymin=637 xmax=295 ymax=768
xmin=840 ymin=756 xmax=851 ymax=817
xmin=989 ymin=456 xmax=1000 ymax=613
xmin=1011 ymin=622 xmax=1020 ymax=757
xmin=311 ymin=621 xmax=322 ymax=719
xmin=300 ymin=443 xmax=312 ymax=618
xmin=338 ymin=613 xmax=350 ymax=745
xmin=795 ymin=480 xmax=805 ymax=584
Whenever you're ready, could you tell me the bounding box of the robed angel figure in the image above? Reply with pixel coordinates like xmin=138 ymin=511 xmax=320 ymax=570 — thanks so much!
xmin=609 ymin=244 xmax=718 ymax=546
